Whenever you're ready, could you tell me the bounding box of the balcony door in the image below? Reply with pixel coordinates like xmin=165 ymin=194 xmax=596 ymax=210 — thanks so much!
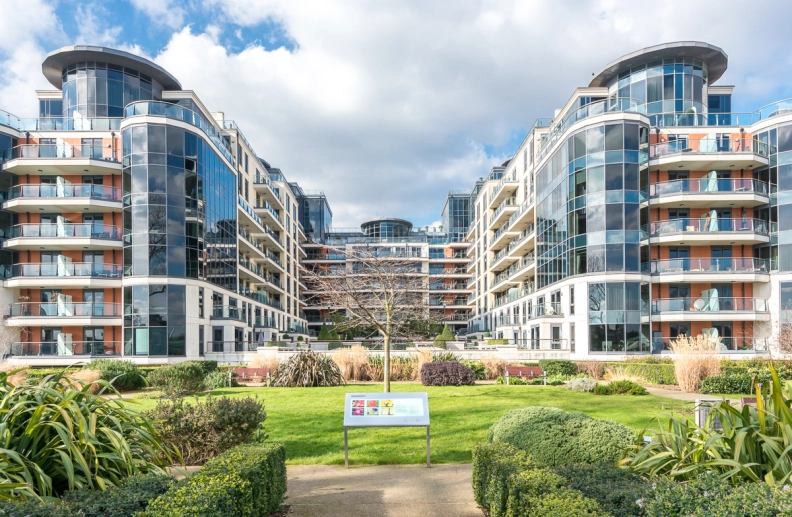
xmin=41 ymin=327 xmax=63 ymax=355
xmin=668 ymin=284 xmax=690 ymax=311
xmin=83 ymin=289 xmax=105 ymax=316
xmin=85 ymin=327 xmax=104 ymax=355
xmin=40 ymin=289 xmax=62 ymax=316
xmin=711 ymin=246 xmax=733 ymax=271
xmin=668 ymin=246 xmax=689 ymax=272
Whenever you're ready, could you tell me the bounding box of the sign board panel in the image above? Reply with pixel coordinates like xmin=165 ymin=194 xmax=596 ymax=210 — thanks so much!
xmin=343 ymin=392 xmax=429 ymax=427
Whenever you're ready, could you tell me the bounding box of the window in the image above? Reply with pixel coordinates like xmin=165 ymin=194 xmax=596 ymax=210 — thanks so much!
xmin=570 ymin=323 xmax=575 ymax=353
xmin=569 ymin=285 xmax=575 ymax=315
xmin=198 ymin=287 xmax=204 ymax=318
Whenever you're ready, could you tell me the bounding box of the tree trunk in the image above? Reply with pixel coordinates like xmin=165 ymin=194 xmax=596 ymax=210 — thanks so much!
xmin=383 ymin=333 xmax=391 ymax=393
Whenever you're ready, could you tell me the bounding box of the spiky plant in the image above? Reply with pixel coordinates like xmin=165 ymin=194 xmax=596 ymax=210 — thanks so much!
xmin=272 ymin=351 xmax=346 ymax=387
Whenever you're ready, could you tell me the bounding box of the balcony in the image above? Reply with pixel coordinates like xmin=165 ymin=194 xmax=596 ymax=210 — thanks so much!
xmin=7 ymin=302 xmax=121 ymax=326
xmin=489 ymin=171 xmax=519 ymax=208
xmin=648 ymin=178 xmax=769 ymax=208
xmin=645 ymin=257 xmax=771 ymax=283
xmin=651 ymin=335 xmax=768 ymax=354
xmin=428 ymin=283 xmax=469 ymax=291
xmin=465 ymin=224 xmax=476 ymax=242
xmin=305 ymin=251 xmax=346 ymax=261
xmin=650 ymin=297 xmax=769 ymax=322
xmin=1 ymin=224 xmax=122 ymax=250
xmin=254 ymin=316 xmax=277 ymax=328
xmin=10 ymin=341 xmax=121 ymax=357
xmin=493 ymin=284 xmax=535 ymax=308
xmin=517 ymin=339 xmax=569 ymax=351
xmin=253 ymin=200 xmax=283 ymax=229
xmin=529 ymin=301 xmax=563 ymax=319
xmin=0 ymin=144 xmax=121 ymax=175
xmin=237 ymin=227 xmax=283 ymax=272
xmin=647 ymin=218 xmax=769 ymax=245
xmin=490 ymin=222 xmax=519 ymax=251
xmin=490 ymin=198 xmax=518 ymax=228
xmin=211 ymin=305 xmax=246 ymax=322
xmin=2 ymin=184 xmax=122 ymax=213
xmin=428 ymin=267 xmax=468 ymax=276
xmin=506 ymin=224 xmax=535 ymax=258
xmin=209 ymin=341 xmax=258 ymax=353
xmin=466 ymin=260 xmax=476 ymax=273
xmin=2 ymin=263 xmax=122 ymax=288
xmin=648 ymin=136 xmax=769 ymax=170
xmin=252 ymin=173 xmax=284 ymax=209
xmin=238 ymin=257 xmax=283 ymax=292
xmin=238 ymin=197 xmax=283 ymax=249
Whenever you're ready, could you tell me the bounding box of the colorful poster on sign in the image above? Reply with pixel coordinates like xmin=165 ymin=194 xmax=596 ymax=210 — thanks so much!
xmin=344 ymin=393 xmax=430 ymax=427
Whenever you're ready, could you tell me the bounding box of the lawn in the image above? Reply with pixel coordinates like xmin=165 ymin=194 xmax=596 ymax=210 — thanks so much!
xmin=124 ymin=383 xmax=693 ymax=465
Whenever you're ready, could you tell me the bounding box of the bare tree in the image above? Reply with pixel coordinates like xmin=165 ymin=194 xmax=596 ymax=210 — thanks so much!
xmin=301 ymin=245 xmax=442 ymax=392
xmin=0 ymin=304 xmax=23 ymax=362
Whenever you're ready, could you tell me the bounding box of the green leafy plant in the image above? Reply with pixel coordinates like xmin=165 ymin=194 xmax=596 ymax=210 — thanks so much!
xmin=487 ymin=407 xmax=634 ymax=467
xmin=297 ymin=336 xmax=304 ymax=342
xmin=272 ymin=350 xmax=346 ymax=387
xmin=142 ymin=443 xmax=286 ymax=517
xmin=471 ymin=442 xmax=533 ymax=516
xmin=699 ymin=372 xmax=754 ymax=394
xmin=432 ymin=350 xmax=460 ymax=362
xmin=0 ymin=370 xmax=172 ymax=500
xmin=87 ymin=359 xmax=146 ymax=391
xmin=538 ymin=360 xmax=577 ymax=377
xmin=594 ymin=380 xmax=648 ymax=396
xmin=204 ymin=370 xmax=236 ymax=390
xmin=552 ymin=463 xmax=648 ymax=517
xmin=461 ymin=360 xmax=486 ymax=380
xmin=183 ymin=360 xmax=218 ymax=376
xmin=566 ymin=378 xmax=598 ymax=392
xmin=433 ymin=324 xmax=455 ymax=346
xmin=147 ymin=362 xmax=206 ymax=396
xmin=146 ymin=396 xmax=267 ymax=466
xmin=317 ymin=323 xmax=333 ymax=340
xmin=622 ymin=366 xmax=792 ymax=484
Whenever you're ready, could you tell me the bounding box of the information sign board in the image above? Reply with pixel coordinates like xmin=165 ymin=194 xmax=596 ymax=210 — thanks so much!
xmin=343 ymin=392 xmax=430 ymax=427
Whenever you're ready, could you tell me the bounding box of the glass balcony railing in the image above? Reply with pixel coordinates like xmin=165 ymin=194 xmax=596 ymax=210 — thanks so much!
xmin=10 ymin=341 xmax=122 ymax=356
xmin=651 ymin=297 xmax=768 ymax=314
xmin=644 ymin=257 xmax=771 ymax=274
xmin=125 ymin=101 xmax=235 ymax=164
xmin=491 ymin=171 xmax=519 ymax=199
xmin=253 ymin=316 xmax=277 ymax=328
xmin=2 ymin=184 xmax=122 ymax=202
xmin=651 ymin=335 xmax=768 ymax=353
xmin=493 ymin=284 xmax=535 ymax=308
xmin=254 ymin=200 xmax=282 ymax=225
xmin=211 ymin=305 xmax=246 ymax=322
xmin=649 ymin=218 xmax=768 ymax=237
xmin=209 ymin=341 xmax=258 ymax=353
xmin=649 ymin=137 xmax=769 ymax=159
xmin=238 ymin=257 xmax=282 ymax=287
xmin=516 ymin=338 xmax=568 ymax=351
xmin=2 ymin=224 xmax=121 ymax=240
xmin=492 ymin=198 xmax=517 ymax=220
xmin=529 ymin=301 xmax=563 ymax=318
xmin=0 ymin=263 xmax=122 ymax=279
xmin=238 ymin=227 xmax=282 ymax=266
xmin=0 ymin=110 xmax=122 ymax=131
xmin=428 ymin=283 xmax=468 ymax=291
xmin=8 ymin=302 xmax=121 ymax=317
xmin=649 ymin=178 xmax=769 ymax=198
xmin=0 ymin=144 xmax=118 ymax=162
xmin=752 ymin=99 xmax=792 ymax=123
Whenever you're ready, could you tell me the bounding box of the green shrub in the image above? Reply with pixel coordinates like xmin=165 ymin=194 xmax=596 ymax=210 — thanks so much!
xmin=205 ymin=370 xmax=235 ymax=389
xmin=506 ymin=470 xmax=609 ymax=517
xmin=61 ymin=474 xmax=175 ymax=516
xmin=553 ymin=463 xmax=648 ymax=517
xmin=622 ymin=362 xmax=677 ymax=385
xmin=148 ymin=362 xmax=206 ymax=396
xmin=699 ymin=372 xmax=754 ymax=394
xmin=471 ymin=443 xmax=533 ymax=516
xmin=297 ymin=336 xmax=304 ymax=341
xmin=317 ymin=323 xmax=333 ymax=340
xmin=495 ymin=376 xmax=542 ymax=385
xmin=143 ymin=443 xmax=286 ymax=517
xmin=547 ymin=379 xmax=565 ymax=386
xmin=183 ymin=360 xmax=218 ymax=376
xmin=461 ymin=360 xmax=487 ymax=380
xmin=483 ymin=332 xmax=491 ymax=338
xmin=433 ymin=324 xmax=455 ymax=346
xmin=487 ymin=407 xmax=634 ymax=467
xmin=487 ymin=339 xmax=509 ymax=345
xmin=0 ymin=371 xmax=171 ymax=500
xmin=566 ymin=378 xmax=598 ymax=392
xmin=538 ymin=360 xmax=577 ymax=377
xmin=146 ymin=395 xmax=267 ymax=466
xmin=86 ymin=359 xmax=145 ymax=391
xmin=642 ymin=473 xmax=792 ymax=517
xmin=594 ymin=380 xmax=648 ymax=396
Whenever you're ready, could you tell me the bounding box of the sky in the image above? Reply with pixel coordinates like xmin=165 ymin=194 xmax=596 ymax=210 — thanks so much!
xmin=2 ymin=1 xmax=792 ymax=228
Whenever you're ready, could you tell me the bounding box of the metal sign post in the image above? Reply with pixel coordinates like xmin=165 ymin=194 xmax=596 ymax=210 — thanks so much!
xmin=343 ymin=392 xmax=430 ymax=468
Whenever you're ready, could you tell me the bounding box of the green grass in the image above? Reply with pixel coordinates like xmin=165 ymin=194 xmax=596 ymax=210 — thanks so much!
xmin=124 ymin=384 xmax=693 ymax=465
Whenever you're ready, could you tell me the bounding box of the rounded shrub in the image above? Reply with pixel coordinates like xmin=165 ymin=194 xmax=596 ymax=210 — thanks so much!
xmin=148 ymin=362 xmax=206 ymax=396
xmin=566 ymin=378 xmax=598 ymax=392
xmin=487 ymin=407 xmax=634 ymax=467
xmin=87 ymin=359 xmax=145 ymax=391
xmin=420 ymin=362 xmax=475 ymax=386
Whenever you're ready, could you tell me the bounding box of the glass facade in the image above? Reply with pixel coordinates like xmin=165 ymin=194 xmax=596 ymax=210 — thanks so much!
xmin=121 ymin=123 xmax=238 ymax=356
xmin=300 ymin=195 xmax=332 ymax=242
xmin=535 ymin=120 xmax=649 ymax=288
xmin=610 ymin=58 xmax=707 ymax=126
xmin=123 ymin=284 xmax=185 ymax=356
xmin=361 ymin=220 xmax=412 ymax=238
xmin=442 ymin=194 xmax=471 ymax=242
xmin=62 ymin=62 xmax=164 ymax=118
xmin=588 ymin=282 xmax=649 ymax=352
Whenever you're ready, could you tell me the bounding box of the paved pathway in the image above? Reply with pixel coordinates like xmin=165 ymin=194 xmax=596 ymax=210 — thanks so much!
xmin=287 ymin=464 xmax=480 ymax=517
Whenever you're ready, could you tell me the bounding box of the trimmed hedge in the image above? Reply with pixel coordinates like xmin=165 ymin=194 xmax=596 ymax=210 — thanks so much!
xmin=471 ymin=443 xmax=533 ymax=516
xmin=487 ymin=407 xmax=634 ymax=467
xmin=593 ymin=380 xmax=648 ymax=396
xmin=621 ymin=362 xmax=676 ymax=385
xmin=553 ymin=463 xmax=648 ymax=517
xmin=143 ymin=443 xmax=286 ymax=517
xmin=420 ymin=362 xmax=475 ymax=386
xmin=699 ymin=372 xmax=754 ymax=394
xmin=0 ymin=474 xmax=175 ymax=517
xmin=538 ymin=360 xmax=577 ymax=377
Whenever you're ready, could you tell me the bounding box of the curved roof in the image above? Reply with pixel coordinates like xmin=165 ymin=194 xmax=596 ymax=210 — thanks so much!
xmin=360 ymin=218 xmax=413 ymax=230
xmin=42 ymin=45 xmax=181 ymax=90
xmin=589 ymin=41 xmax=728 ymax=88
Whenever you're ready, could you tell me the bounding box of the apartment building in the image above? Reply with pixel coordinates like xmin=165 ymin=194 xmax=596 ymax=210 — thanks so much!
xmin=0 ymin=45 xmax=308 ymax=365
xmin=303 ymin=192 xmax=473 ymax=336
xmin=467 ymin=41 xmax=788 ymax=359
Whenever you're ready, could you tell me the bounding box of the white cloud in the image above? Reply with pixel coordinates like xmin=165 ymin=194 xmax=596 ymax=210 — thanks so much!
xmin=74 ymin=3 xmax=123 ymax=47
xmin=6 ymin=1 xmax=792 ymax=226
xmin=130 ymin=0 xmax=186 ymax=30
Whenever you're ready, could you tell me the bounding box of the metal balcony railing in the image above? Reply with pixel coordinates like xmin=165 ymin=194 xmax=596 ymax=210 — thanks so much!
xmin=10 ymin=341 xmax=122 ymax=356
xmin=644 ymin=257 xmax=771 ymax=275
xmin=649 ymin=178 xmax=769 ymax=198
xmin=649 ymin=218 xmax=768 ymax=237
xmin=651 ymin=336 xmax=768 ymax=353
xmin=2 ymin=184 xmax=122 ymax=202
xmin=0 ymin=263 xmax=122 ymax=279
xmin=649 ymin=136 xmax=769 ymax=159
xmin=2 ymin=223 xmax=121 ymax=240
xmin=209 ymin=341 xmax=258 ymax=353
xmin=0 ymin=144 xmax=119 ymax=162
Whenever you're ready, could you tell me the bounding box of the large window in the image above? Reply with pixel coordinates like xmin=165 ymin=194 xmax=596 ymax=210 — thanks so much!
xmin=123 ymin=284 xmax=186 ymax=356
xmin=588 ymin=281 xmax=649 ymax=353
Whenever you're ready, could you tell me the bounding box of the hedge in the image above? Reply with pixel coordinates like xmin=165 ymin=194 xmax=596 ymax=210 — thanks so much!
xmin=538 ymin=360 xmax=577 ymax=377
xmin=699 ymin=372 xmax=754 ymax=394
xmin=0 ymin=474 xmax=175 ymax=517
xmin=487 ymin=407 xmax=634 ymax=467
xmin=553 ymin=463 xmax=648 ymax=517
xmin=143 ymin=443 xmax=286 ymax=517
xmin=471 ymin=443 xmax=533 ymax=517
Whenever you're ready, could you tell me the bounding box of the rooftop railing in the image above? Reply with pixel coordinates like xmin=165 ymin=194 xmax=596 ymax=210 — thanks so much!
xmin=125 ymin=101 xmax=235 ymax=165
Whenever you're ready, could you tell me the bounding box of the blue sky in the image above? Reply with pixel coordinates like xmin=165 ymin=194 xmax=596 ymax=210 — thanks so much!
xmin=3 ymin=1 xmax=792 ymax=227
